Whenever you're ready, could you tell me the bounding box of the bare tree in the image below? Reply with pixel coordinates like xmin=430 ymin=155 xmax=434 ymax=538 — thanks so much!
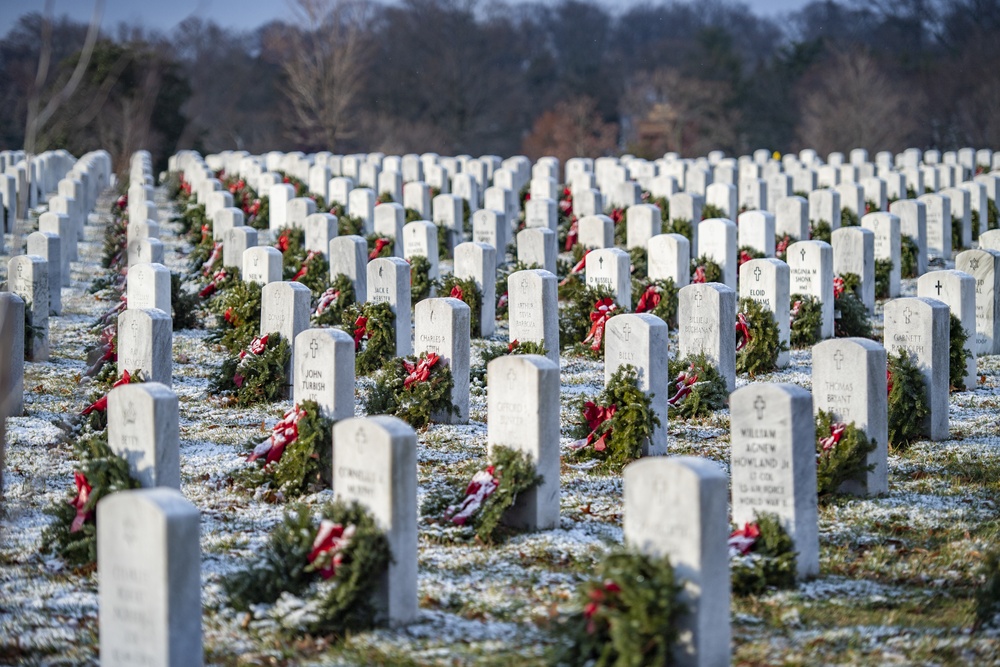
xmin=795 ymin=50 xmax=922 ymax=155
xmin=277 ymin=0 xmax=371 ymax=151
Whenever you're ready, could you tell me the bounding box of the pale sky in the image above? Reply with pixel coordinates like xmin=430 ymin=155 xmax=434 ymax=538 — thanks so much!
xmin=1 ymin=0 xmax=815 ymax=36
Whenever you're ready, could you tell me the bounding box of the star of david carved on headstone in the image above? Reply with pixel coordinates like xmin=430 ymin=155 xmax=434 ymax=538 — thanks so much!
xmin=754 ymin=395 xmax=766 ymax=419
xmin=970 ymin=257 xmax=980 ymax=270
xmin=754 ymin=266 xmax=762 ymax=281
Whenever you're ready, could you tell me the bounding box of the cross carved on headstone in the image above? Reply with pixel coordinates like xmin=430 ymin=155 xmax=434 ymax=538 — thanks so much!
xmin=834 ymin=349 xmax=844 ymax=370
xmin=935 ymin=280 xmax=942 ymax=295
xmin=800 ymin=248 xmax=807 ymax=261
xmin=694 ymin=290 xmax=703 ymax=306
xmin=753 ymin=395 xmax=766 ymax=419
xmin=622 ymin=323 xmax=631 ymax=341
xmin=754 ymin=266 xmax=762 ymax=281
xmin=355 ymin=427 xmax=367 ymax=445
xmin=506 ymin=368 xmax=517 ymax=384
xmin=903 ymin=306 xmax=912 ymax=324
xmin=598 ymin=256 xmax=604 ymax=269
xmin=309 ymin=338 xmax=319 ymax=358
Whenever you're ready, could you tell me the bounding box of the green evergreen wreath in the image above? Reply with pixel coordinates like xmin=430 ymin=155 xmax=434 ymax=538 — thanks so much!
xmin=666 ymin=353 xmax=728 ymax=420
xmin=568 ymin=365 xmax=660 ymax=473
xmin=437 ymin=274 xmax=483 ymax=336
xmin=337 ymin=214 xmax=365 ymax=237
xmin=690 ymin=255 xmax=722 ymax=284
xmin=420 ymin=445 xmax=543 ymax=544
xmin=437 ymin=224 xmax=452 ymax=261
xmin=612 ymin=209 xmax=628 ymax=247
xmin=874 ymin=258 xmax=893 ymax=299
xmin=664 ymin=217 xmax=693 ymax=244
xmin=988 ymin=199 xmax=999 ymax=230
xmin=900 ymin=235 xmax=919 ymax=279
xmin=239 ymin=400 xmax=334 ymax=497
xmin=41 ymin=432 xmax=141 ymax=568
xmin=223 ymin=500 xmax=390 ymax=637
xmin=551 ymin=549 xmax=685 ymax=667
xmin=738 ymin=246 xmax=766 ymax=267
xmin=810 ymin=220 xmax=832 ymax=243
xmin=559 ymin=284 xmax=616 ymax=353
xmin=972 ymin=210 xmax=981 ymax=242
xmin=171 ymin=272 xmax=203 ymax=331
xmin=343 ymin=301 xmax=396 ymax=376
xmin=101 ymin=210 xmax=129 ymax=270
xmin=814 ymin=410 xmax=877 ymax=498
xmin=470 ymin=339 xmax=548 ymax=386
xmin=834 ymin=273 xmax=872 ymax=339
xmin=629 ymin=247 xmax=648 ymax=282
xmin=949 ymin=313 xmax=971 ymax=391
xmin=840 ymin=207 xmax=859 ymax=227
xmin=887 ymin=349 xmax=930 ymax=450
xmin=789 ymin=294 xmax=822 ymax=348
xmin=178 ymin=203 xmax=209 ymax=242
xmin=952 ymin=215 xmax=964 ymax=251
xmin=729 ymin=513 xmax=798 ymax=597
xmin=187 ymin=231 xmax=219 ymax=275
xmin=631 ymin=278 xmax=679 ymax=328
xmin=362 ymin=352 xmax=457 ymax=429
xmin=647 ymin=195 xmax=670 ymax=225
xmin=409 ymin=255 xmax=434 ymax=303
xmin=206 ymin=280 xmax=263 ymax=355
xmin=210 ymin=333 xmax=291 ymax=406
xmin=736 ymin=297 xmax=787 ymax=377
xmin=312 ymin=275 xmax=356 ymax=328
xmin=702 ymin=203 xmax=726 ymax=219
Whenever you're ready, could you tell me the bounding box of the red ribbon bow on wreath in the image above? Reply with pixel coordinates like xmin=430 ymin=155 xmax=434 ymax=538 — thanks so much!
xmin=692 ymin=265 xmax=707 ymax=284
xmin=583 ymin=579 xmax=622 ymax=635
xmin=248 ymin=404 xmax=307 ymax=465
xmin=819 ymin=422 xmax=847 ymax=451
xmin=886 ymin=368 xmax=893 ymax=395
xmin=449 ymin=284 xmax=464 ymax=301
xmin=368 ymin=238 xmax=390 ymax=260
xmin=776 ymin=236 xmax=791 ymax=256
xmin=234 ymin=335 xmax=269 ymax=388
xmin=80 ymin=370 xmax=133 ymax=416
xmin=403 ymin=353 xmax=440 ymax=389
xmin=276 ymin=232 xmax=291 ymax=253
xmin=833 ymin=275 xmax=846 ymax=299
xmin=564 ymin=218 xmax=579 ymax=251
xmin=728 ymin=522 xmax=760 ymax=556
xmin=69 ymin=471 xmax=94 ymax=533
xmin=508 ymin=339 xmax=520 ymax=353
xmin=571 ymin=401 xmax=617 ymax=452
xmin=583 ymin=298 xmax=616 ymax=352
xmin=635 ymin=285 xmax=661 ymax=314
xmin=314 ymin=287 xmax=341 ymax=316
xmin=201 ymin=242 xmax=223 ymax=276
xmin=199 ymin=268 xmax=229 ymax=298
xmin=307 ymin=520 xmax=356 ymax=580
xmin=667 ymin=365 xmax=700 ymax=406
xmin=353 ymin=316 xmax=368 ymax=350
xmin=738 ymin=249 xmax=755 ymax=268
xmin=293 ymin=251 xmax=321 ymax=281
xmin=446 ymin=466 xmax=499 ymax=526
xmin=735 ymin=312 xmax=751 ymax=351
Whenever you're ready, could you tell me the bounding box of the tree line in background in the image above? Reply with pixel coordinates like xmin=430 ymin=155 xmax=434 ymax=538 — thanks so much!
xmin=1 ymin=0 xmax=998 ymax=174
